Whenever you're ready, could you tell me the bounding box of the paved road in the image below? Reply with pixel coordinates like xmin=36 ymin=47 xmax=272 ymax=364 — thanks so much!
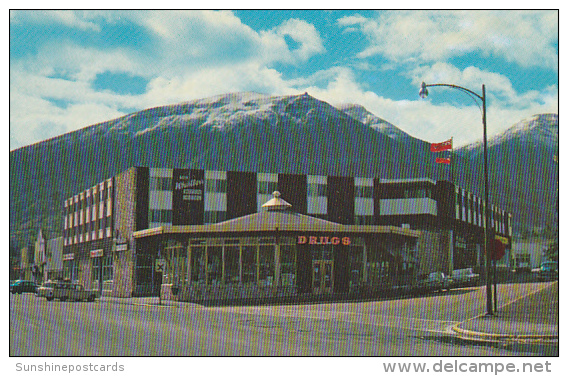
xmin=10 ymin=282 xmax=556 ymax=356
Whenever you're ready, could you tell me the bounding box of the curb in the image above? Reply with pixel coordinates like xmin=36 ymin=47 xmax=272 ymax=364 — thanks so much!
xmin=450 ymin=283 xmax=558 ymax=344
xmin=452 ymin=324 xmax=558 ymax=343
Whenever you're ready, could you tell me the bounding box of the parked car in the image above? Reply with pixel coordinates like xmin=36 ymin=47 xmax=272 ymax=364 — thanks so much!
xmin=37 ymin=280 xmax=100 ymax=302
xmin=416 ymin=272 xmax=452 ymax=293
xmin=451 ymin=268 xmax=480 ymax=288
xmin=536 ymin=261 xmax=558 ymax=281
xmin=10 ymin=280 xmax=38 ymax=294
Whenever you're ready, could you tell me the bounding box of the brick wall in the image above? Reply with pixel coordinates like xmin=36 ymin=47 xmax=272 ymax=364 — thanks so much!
xmin=112 ymin=167 xmax=137 ymax=297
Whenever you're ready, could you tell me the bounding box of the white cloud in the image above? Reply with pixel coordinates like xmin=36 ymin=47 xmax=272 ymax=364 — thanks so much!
xmin=294 ymin=65 xmax=557 ymax=148
xmin=267 ymin=18 xmax=326 ymax=63
xmin=338 ymin=10 xmax=558 ymax=70
xmin=410 ymin=62 xmax=558 ymax=111
xmin=9 ymin=10 xmax=331 ymax=149
xmin=10 ymin=10 xmax=101 ymax=31
xmin=9 ymin=90 xmax=124 ymax=148
xmin=9 ymin=10 xmax=558 ymax=151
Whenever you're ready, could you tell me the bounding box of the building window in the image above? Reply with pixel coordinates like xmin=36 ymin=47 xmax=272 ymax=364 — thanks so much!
xmin=92 ymin=254 xmax=113 ymax=284
xmin=241 ymin=246 xmax=256 ymax=284
xmin=150 ymin=177 xmax=172 ymax=191
xmin=165 ymin=245 xmax=186 ymax=286
xmin=403 ymin=188 xmax=431 ymax=199
xmin=190 ymin=247 xmax=206 ymax=284
xmin=259 ymin=245 xmax=275 ymax=286
xmin=349 ymin=246 xmax=364 ymax=289
xmin=308 ymin=183 xmax=327 ymax=197
xmin=103 ymin=253 xmax=113 ymax=282
xmin=63 ymin=260 xmax=77 ymax=282
xmin=204 ymin=211 xmax=227 ymax=224
xmin=355 ymin=185 xmax=373 ymax=198
xmin=367 ymin=246 xmax=391 ymax=286
xmin=92 ymin=257 xmax=101 ymax=282
xmin=258 ymin=180 xmax=278 ymax=195
xmin=149 ymin=209 xmax=173 ymax=224
xmin=224 ymin=246 xmax=240 ymax=284
xmin=207 ymin=247 xmax=222 ymax=285
xmin=205 ymin=178 xmax=227 ymax=193
xmin=280 ymin=245 xmax=296 ymax=287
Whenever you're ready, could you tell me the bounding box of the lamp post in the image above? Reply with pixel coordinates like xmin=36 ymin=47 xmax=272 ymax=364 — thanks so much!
xmin=419 ymin=81 xmax=494 ymax=316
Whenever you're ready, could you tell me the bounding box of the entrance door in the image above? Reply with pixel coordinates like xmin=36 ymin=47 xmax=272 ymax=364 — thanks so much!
xmin=312 ymin=260 xmax=334 ymax=294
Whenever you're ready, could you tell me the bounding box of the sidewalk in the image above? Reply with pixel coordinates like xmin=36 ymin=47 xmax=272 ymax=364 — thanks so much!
xmin=453 ymin=282 xmax=558 ymax=342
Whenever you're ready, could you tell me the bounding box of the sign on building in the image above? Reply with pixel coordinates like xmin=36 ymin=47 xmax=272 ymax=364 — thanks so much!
xmin=173 ymin=169 xmax=204 ymax=225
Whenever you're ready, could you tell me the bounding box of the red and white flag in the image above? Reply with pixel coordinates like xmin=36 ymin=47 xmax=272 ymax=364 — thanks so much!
xmin=436 ymin=157 xmax=451 ymax=164
xmin=430 ymin=139 xmax=452 ymax=152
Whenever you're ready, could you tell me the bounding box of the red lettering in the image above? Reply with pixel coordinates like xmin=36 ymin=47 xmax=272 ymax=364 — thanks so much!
xmin=309 ymin=236 xmax=318 ymax=245
xmin=331 ymin=237 xmax=340 ymax=245
xmin=342 ymin=237 xmax=351 ymax=245
xmin=320 ymin=236 xmax=329 ymax=244
xmin=297 ymin=236 xmax=307 ymax=245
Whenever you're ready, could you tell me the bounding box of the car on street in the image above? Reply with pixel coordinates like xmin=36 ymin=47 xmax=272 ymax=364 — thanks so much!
xmin=536 ymin=261 xmax=558 ymax=281
xmin=37 ymin=280 xmax=100 ymax=302
xmin=10 ymin=280 xmax=38 ymax=294
xmin=451 ymin=268 xmax=480 ymax=288
xmin=415 ymin=272 xmax=452 ymax=293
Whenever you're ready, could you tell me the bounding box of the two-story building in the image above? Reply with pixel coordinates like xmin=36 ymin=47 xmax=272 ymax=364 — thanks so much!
xmin=61 ymin=167 xmax=512 ymax=302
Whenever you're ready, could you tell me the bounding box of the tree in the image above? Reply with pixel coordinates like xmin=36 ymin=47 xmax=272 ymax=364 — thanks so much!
xmin=544 ymin=240 xmax=558 ymax=262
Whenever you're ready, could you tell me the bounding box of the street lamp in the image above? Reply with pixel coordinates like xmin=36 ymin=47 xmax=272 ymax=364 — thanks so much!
xmin=419 ymin=81 xmax=494 ymax=316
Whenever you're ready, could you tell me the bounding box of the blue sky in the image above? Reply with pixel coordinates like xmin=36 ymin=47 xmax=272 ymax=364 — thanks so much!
xmin=9 ymin=10 xmax=559 ymax=150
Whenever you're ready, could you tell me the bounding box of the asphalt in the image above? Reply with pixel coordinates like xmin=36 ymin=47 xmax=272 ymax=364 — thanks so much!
xmin=101 ymin=281 xmax=559 ymax=344
xmin=452 ymin=281 xmax=559 ymax=343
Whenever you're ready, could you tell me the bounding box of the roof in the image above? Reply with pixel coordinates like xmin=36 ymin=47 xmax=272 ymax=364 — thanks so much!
xmin=133 ymin=210 xmax=421 ymax=239
xmin=133 ymin=190 xmax=421 ymax=239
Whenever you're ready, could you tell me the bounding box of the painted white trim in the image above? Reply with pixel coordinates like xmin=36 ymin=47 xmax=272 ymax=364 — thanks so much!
xmin=307 ymin=196 xmax=327 ymax=215
xmin=258 ymin=172 xmax=278 ymax=182
xmin=355 ymin=177 xmax=373 ymax=187
xmin=205 ymin=170 xmax=226 ymax=180
xmin=380 ymin=198 xmax=437 ymax=216
xmin=150 ymin=168 xmax=173 ymax=178
xmin=355 ymin=197 xmax=374 ymax=216
xmin=149 ymin=191 xmax=173 ymax=210
xmin=307 ymin=175 xmax=327 ymax=184
xmin=380 ymin=177 xmax=436 ymax=185
xmin=204 ymin=192 xmax=227 ymax=211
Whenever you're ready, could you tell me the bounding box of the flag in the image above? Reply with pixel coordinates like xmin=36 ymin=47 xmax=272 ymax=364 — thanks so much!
xmin=436 ymin=157 xmax=451 ymax=164
xmin=430 ymin=139 xmax=452 ymax=152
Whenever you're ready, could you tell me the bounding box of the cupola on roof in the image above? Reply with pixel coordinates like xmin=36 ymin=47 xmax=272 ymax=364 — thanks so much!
xmin=261 ymin=191 xmax=292 ymax=211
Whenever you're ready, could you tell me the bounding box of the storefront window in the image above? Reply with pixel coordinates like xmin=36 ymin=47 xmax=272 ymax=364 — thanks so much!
xmin=259 ymin=245 xmax=274 ymax=286
xmin=224 ymin=246 xmax=240 ymax=284
xmin=166 ymin=246 xmax=186 ymax=286
xmin=190 ymin=247 xmax=206 ymax=284
xmin=280 ymin=245 xmax=296 ymax=287
xmin=92 ymin=257 xmax=101 ymax=281
xmin=63 ymin=260 xmax=77 ymax=282
xmin=311 ymin=245 xmax=333 ymax=261
xmin=103 ymin=253 xmax=113 ymax=282
xmin=241 ymin=246 xmax=256 ymax=284
xmin=367 ymin=245 xmax=391 ymax=286
xmin=207 ymin=246 xmax=222 ymax=285
xmin=349 ymin=246 xmax=364 ymax=288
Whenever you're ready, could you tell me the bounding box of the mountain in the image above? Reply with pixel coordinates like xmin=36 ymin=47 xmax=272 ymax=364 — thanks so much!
xmin=9 ymin=92 xmax=558 ymax=246
xmin=455 ymin=114 xmax=559 ymax=236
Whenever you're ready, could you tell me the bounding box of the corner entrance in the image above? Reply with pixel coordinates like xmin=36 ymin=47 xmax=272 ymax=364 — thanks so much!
xmin=312 ymin=260 xmax=333 ymax=294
